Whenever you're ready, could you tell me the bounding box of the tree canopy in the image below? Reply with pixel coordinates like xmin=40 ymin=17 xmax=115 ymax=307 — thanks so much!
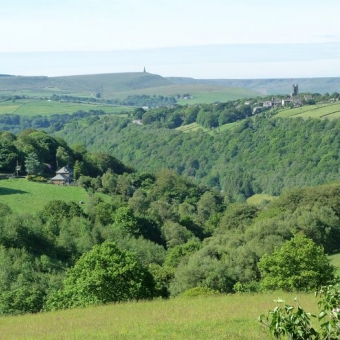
xmin=258 ymin=233 xmax=335 ymax=291
xmin=45 ymin=242 xmax=155 ymax=309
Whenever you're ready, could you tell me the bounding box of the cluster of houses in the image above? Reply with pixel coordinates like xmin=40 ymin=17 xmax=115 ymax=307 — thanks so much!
xmin=251 ymin=84 xmax=309 ymax=114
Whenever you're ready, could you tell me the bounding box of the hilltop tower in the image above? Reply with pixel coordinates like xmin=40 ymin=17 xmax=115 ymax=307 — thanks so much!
xmin=143 ymin=66 xmax=146 ymax=73
xmin=292 ymin=84 xmax=299 ymax=96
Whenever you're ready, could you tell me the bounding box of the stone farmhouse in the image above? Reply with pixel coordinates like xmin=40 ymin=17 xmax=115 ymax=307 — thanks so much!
xmin=50 ymin=166 xmax=73 ymax=185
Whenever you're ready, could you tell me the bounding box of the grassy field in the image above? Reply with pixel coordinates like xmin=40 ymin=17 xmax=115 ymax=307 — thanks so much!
xmin=0 ymin=99 xmax=132 ymax=116
xmin=0 ymin=292 xmax=319 ymax=340
xmin=177 ymin=121 xmax=241 ymax=135
xmin=275 ymin=102 xmax=340 ymax=119
xmin=208 ymin=121 xmax=242 ymax=135
xmin=0 ymin=178 xmax=89 ymax=214
xmin=176 ymin=122 xmax=206 ymax=133
xmin=246 ymin=194 xmax=276 ymax=206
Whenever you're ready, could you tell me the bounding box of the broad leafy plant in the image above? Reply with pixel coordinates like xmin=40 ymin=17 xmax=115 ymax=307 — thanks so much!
xmin=259 ymin=284 xmax=340 ymax=339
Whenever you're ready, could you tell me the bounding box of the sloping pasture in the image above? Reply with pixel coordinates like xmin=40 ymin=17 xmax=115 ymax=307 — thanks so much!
xmin=275 ymin=102 xmax=340 ymax=119
xmin=0 ymin=292 xmax=319 ymax=340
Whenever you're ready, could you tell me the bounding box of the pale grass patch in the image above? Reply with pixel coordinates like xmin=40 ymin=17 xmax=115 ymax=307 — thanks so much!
xmin=246 ymin=194 xmax=276 ymax=206
xmin=0 ymin=292 xmax=319 ymax=340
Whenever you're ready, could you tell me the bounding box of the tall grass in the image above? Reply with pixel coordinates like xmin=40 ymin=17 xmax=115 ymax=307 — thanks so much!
xmin=0 ymin=292 xmax=318 ymax=340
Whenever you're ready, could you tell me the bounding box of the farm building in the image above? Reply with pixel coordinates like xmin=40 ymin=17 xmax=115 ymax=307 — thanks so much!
xmin=50 ymin=166 xmax=73 ymax=185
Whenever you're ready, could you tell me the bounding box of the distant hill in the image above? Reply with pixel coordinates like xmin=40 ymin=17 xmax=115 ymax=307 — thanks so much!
xmin=167 ymin=77 xmax=340 ymax=95
xmin=1 ymin=72 xmax=338 ymax=103
xmin=0 ymin=72 xmax=260 ymax=103
xmin=0 ymin=72 xmax=171 ymax=94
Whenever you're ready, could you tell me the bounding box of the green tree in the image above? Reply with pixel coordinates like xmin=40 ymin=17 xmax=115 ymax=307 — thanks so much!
xmin=258 ymin=233 xmax=335 ymax=291
xmin=112 ymin=206 xmax=139 ymax=236
xmin=56 ymin=146 xmax=73 ymax=168
xmin=0 ymin=247 xmax=51 ymax=315
xmin=73 ymin=160 xmax=84 ymax=180
xmin=24 ymin=152 xmax=43 ymax=175
xmin=0 ymin=139 xmax=18 ymax=172
xmin=44 ymin=242 xmax=155 ymax=310
xmin=40 ymin=200 xmax=85 ymax=224
xmin=101 ymin=169 xmax=117 ymax=194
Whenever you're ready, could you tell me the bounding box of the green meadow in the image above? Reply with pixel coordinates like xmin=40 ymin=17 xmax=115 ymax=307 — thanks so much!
xmin=246 ymin=193 xmax=276 ymax=206
xmin=0 ymin=178 xmax=88 ymax=214
xmin=0 ymin=99 xmax=132 ymax=116
xmin=275 ymin=102 xmax=340 ymax=119
xmin=176 ymin=122 xmax=206 ymax=133
xmin=177 ymin=121 xmax=241 ymax=134
xmin=0 ymin=292 xmax=319 ymax=340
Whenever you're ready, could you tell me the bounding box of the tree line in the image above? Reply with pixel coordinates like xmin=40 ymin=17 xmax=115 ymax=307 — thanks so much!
xmin=1 ymin=157 xmax=338 ymax=314
xmin=0 ymin=129 xmax=130 ymax=177
xmin=50 ymin=94 xmax=177 ymax=108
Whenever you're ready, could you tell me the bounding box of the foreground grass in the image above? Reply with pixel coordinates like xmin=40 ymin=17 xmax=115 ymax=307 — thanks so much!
xmin=0 ymin=293 xmax=318 ymax=340
xmin=0 ymin=178 xmax=88 ymax=214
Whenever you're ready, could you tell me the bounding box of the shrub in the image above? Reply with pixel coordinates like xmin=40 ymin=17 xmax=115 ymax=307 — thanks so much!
xmin=27 ymin=175 xmax=47 ymax=182
xmin=44 ymin=242 xmax=155 ymax=310
xmin=259 ymin=284 xmax=340 ymax=339
xmin=258 ymin=233 xmax=335 ymax=292
xmin=180 ymin=286 xmax=220 ymax=298
xmin=233 ymin=281 xmax=262 ymax=293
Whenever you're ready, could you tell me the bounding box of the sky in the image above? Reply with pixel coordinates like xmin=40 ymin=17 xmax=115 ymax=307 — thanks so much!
xmin=1 ymin=0 xmax=340 ymax=78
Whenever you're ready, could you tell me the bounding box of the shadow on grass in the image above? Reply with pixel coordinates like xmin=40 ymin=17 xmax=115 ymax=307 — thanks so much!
xmin=0 ymin=187 xmax=28 ymax=195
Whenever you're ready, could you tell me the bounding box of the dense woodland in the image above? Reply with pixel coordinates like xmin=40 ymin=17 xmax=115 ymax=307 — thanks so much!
xmin=1 ymin=146 xmax=339 ymax=314
xmin=0 ymin=109 xmax=111 ymax=134
xmin=55 ymin=114 xmax=340 ymax=200
xmin=1 ymin=93 xmax=340 ymax=316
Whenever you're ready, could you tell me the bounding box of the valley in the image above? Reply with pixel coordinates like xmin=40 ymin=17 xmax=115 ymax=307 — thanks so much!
xmin=1 ymin=72 xmax=340 ymax=339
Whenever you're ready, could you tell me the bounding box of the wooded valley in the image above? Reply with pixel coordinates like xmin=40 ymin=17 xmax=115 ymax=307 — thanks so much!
xmin=1 ymin=77 xmax=340 ymax=323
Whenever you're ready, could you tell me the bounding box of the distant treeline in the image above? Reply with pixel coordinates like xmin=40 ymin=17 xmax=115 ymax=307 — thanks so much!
xmin=129 ymin=101 xmax=253 ymax=129
xmin=50 ymin=94 xmax=177 ymax=107
xmin=131 ymin=92 xmax=340 ymax=129
xmin=0 ymin=110 xmax=108 ymax=134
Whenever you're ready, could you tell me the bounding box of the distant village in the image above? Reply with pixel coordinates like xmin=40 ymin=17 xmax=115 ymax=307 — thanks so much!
xmin=250 ymin=84 xmax=312 ymax=114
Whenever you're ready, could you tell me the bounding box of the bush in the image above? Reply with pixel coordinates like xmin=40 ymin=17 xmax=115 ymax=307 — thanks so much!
xmin=233 ymin=281 xmax=262 ymax=293
xmin=180 ymin=286 xmax=220 ymax=298
xmin=44 ymin=242 xmax=155 ymax=310
xmin=259 ymin=284 xmax=340 ymax=339
xmin=258 ymin=233 xmax=335 ymax=291
xmin=26 ymin=175 xmax=47 ymax=182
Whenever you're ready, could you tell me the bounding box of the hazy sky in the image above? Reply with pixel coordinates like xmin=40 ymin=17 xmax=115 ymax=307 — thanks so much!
xmin=1 ymin=0 xmax=340 ymax=78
